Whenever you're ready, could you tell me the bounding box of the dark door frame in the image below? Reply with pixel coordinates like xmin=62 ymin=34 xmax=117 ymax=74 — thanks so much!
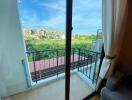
xmin=65 ymin=0 xmax=104 ymax=100
xmin=65 ymin=0 xmax=73 ymax=100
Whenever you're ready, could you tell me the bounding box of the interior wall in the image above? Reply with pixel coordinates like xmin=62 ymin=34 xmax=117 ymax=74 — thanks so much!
xmin=119 ymin=0 xmax=132 ymax=65
xmin=0 ymin=0 xmax=29 ymax=97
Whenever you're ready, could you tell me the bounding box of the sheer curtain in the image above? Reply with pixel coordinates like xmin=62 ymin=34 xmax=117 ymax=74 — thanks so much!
xmin=99 ymin=0 xmax=129 ymax=78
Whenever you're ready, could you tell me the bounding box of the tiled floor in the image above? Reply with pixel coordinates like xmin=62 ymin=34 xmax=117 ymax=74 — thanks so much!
xmin=3 ymin=74 xmax=94 ymax=100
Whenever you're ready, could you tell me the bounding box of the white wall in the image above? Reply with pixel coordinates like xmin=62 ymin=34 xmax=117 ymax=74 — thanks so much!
xmin=0 ymin=0 xmax=30 ymax=97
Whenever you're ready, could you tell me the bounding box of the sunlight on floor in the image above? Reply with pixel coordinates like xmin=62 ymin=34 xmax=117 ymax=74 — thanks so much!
xmin=3 ymin=74 xmax=93 ymax=100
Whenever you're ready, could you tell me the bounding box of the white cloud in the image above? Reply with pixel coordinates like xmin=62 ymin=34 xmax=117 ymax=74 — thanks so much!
xmin=20 ymin=0 xmax=102 ymax=34
xmin=38 ymin=0 xmax=65 ymax=13
xmin=21 ymin=9 xmax=65 ymax=31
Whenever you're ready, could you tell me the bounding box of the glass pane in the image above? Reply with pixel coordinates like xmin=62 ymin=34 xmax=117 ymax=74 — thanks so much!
xmin=70 ymin=0 xmax=102 ymax=99
xmin=18 ymin=0 xmax=66 ymax=100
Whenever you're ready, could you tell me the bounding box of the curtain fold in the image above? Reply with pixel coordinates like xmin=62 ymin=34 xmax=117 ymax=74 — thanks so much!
xmin=99 ymin=0 xmax=128 ymax=78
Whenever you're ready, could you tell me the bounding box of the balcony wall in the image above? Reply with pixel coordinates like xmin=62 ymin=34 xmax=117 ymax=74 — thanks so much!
xmin=0 ymin=0 xmax=29 ymax=97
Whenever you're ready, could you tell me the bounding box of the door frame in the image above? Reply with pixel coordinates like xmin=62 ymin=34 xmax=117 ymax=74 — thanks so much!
xmin=65 ymin=0 xmax=73 ymax=100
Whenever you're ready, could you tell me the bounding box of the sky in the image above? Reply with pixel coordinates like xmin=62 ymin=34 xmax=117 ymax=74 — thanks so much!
xmin=18 ymin=0 xmax=102 ymax=35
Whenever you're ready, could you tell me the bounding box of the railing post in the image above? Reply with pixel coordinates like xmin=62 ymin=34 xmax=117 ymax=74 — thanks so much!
xmin=83 ymin=50 xmax=85 ymax=74
xmin=32 ymin=52 xmax=37 ymax=83
xmin=49 ymin=51 xmax=50 ymax=68
xmin=78 ymin=48 xmax=80 ymax=71
xmin=80 ymin=50 xmax=83 ymax=72
xmin=73 ymin=48 xmax=74 ymax=62
xmin=57 ymin=50 xmax=59 ymax=77
xmin=72 ymin=48 xmax=74 ymax=70
xmin=86 ymin=53 xmax=89 ymax=76
xmin=89 ymin=53 xmax=92 ymax=79
xmin=92 ymin=53 xmax=98 ymax=84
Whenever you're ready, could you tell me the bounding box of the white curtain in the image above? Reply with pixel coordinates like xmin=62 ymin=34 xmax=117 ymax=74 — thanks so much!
xmin=99 ymin=0 xmax=128 ymax=78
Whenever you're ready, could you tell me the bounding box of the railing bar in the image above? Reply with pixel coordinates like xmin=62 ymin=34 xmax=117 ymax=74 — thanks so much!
xmin=26 ymin=48 xmax=66 ymax=53
xmin=26 ymin=48 xmax=100 ymax=54
xmin=83 ymin=51 xmax=85 ymax=74
xmin=75 ymin=48 xmax=101 ymax=54
xmin=57 ymin=50 xmax=59 ymax=76
xmin=80 ymin=51 xmax=83 ymax=73
xmin=84 ymin=51 xmax=85 ymax=66
xmin=72 ymin=48 xmax=74 ymax=70
xmin=89 ymin=55 xmax=92 ymax=78
xmin=84 ymin=51 xmax=86 ymax=75
xmin=39 ymin=58 xmax=42 ymax=79
xmin=53 ymin=51 xmax=54 ymax=68
xmin=42 ymin=52 xmax=45 ymax=80
xmin=86 ymin=54 xmax=89 ymax=76
xmin=49 ymin=51 xmax=51 ymax=69
xmin=32 ymin=52 xmax=37 ymax=83
xmin=78 ymin=48 xmax=80 ymax=71
xmin=61 ymin=50 xmax=62 ymax=67
xmin=26 ymin=48 xmax=100 ymax=83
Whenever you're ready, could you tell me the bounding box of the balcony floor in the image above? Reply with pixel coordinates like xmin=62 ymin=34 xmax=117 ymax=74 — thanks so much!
xmin=3 ymin=73 xmax=94 ymax=100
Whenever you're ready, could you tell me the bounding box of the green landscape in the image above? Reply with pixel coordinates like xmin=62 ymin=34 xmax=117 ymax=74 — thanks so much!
xmin=25 ymin=35 xmax=96 ymax=51
xmin=23 ymin=28 xmax=102 ymax=61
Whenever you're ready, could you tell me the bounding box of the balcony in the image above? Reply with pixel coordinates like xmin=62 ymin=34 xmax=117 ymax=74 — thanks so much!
xmin=26 ymin=48 xmax=100 ymax=83
xmin=3 ymin=48 xmax=100 ymax=100
xmin=3 ymin=73 xmax=95 ymax=100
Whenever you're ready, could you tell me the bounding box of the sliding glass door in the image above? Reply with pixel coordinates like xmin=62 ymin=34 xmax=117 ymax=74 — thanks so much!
xmin=19 ymin=0 xmax=102 ymax=99
xmin=68 ymin=0 xmax=102 ymax=100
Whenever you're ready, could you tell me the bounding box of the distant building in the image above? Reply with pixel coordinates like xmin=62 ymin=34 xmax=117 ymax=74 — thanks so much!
xmin=23 ymin=28 xmax=65 ymax=40
xmin=22 ymin=28 xmax=34 ymax=36
xmin=54 ymin=32 xmax=65 ymax=39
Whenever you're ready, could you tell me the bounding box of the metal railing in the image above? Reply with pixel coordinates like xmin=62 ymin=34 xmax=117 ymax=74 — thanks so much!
xmin=26 ymin=48 xmax=100 ymax=84
xmin=77 ymin=49 xmax=101 ymax=84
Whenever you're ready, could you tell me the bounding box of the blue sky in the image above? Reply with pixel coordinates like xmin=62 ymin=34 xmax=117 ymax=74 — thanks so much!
xmin=18 ymin=0 xmax=102 ymax=35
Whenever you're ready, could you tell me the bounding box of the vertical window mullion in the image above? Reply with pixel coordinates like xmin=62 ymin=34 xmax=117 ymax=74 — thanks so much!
xmin=65 ymin=0 xmax=73 ymax=100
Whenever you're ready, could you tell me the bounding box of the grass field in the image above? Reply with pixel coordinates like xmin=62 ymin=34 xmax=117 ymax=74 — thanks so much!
xmin=25 ymin=36 xmax=95 ymax=51
xmin=25 ymin=35 xmax=97 ymax=61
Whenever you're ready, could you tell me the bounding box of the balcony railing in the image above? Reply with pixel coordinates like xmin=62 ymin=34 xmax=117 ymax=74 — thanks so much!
xmin=26 ymin=48 xmax=100 ymax=84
